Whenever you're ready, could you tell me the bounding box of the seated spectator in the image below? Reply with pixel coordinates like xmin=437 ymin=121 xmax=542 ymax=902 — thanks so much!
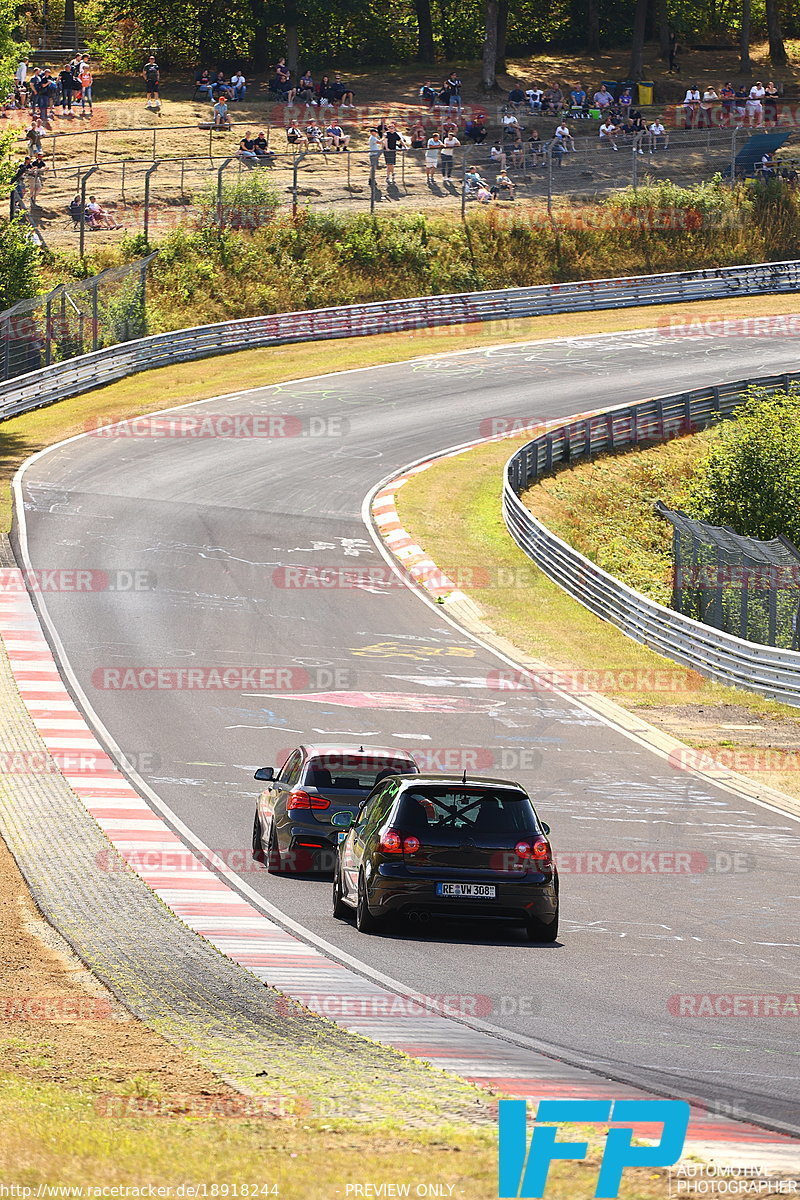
xmin=526 ymin=85 xmax=543 ymax=110
xmin=506 ymin=126 xmax=523 ymax=167
xmin=86 ymin=193 xmax=120 ymax=229
xmin=761 ymin=149 xmax=776 ymax=179
xmin=212 ymin=97 xmax=230 ymax=128
xmin=230 ymin=69 xmax=247 ymax=101
xmin=419 ymin=81 xmax=438 ymax=109
xmin=593 ymin=85 xmax=614 ymax=110
xmin=625 ymin=109 xmax=647 ymax=152
xmin=68 ymin=193 xmax=83 ymax=224
xmin=317 ymin=74 xmax=335 ymax=107
xmin=464 ymin=167 xmax=489 ymax=195
xmin=570 ymin=83 xmax=587 ymax=110
xmin=286 ymin=122 xmax=307 ymax=146
xmin=464 ymin=114 xmax=486 ymax=143
xmin=599 ymin=115 xmax=619 ymax=149
xmin=618 ymin=85 xmax=633 ymax=116
xmin=195 ymin=68 xmax=213 ymax=100
xmin=542 ymin=83 xmax=563 ymax=113
xmin=648 ymin=116 xmax=669 ymax=152
xmin=272 ymin=58 xmax=295 ymax=104
xmin=507 ymin=82 xmax=526 ymax=108
xmin=554 ymin=120 xmax=575 ymax=151
xmin=502 ymin=110 xmax=520 ymax=130
xmin=492 ymin=170 xmax=516 ymax=199
xmin=331 ymin=72 xmax=354 ymax=108
xmin=253 ymin=130 xmax=274 ymax=160
xmin=212 ymin=71 xmax=231 ymax=100
xmin=489 ymin=142 xmax=506 ymax=170
xmin=305 ymin=120 xmax=324 ymax=147
xmin=297 ymin=69 xmax=315 ymax=104
xmin=326 ymin=120 xmax=349 ymax=150
xmin=238 ymin=130 xmax=258 ymax=165
xmin=527 ymin=128 xmax=545 ymax=165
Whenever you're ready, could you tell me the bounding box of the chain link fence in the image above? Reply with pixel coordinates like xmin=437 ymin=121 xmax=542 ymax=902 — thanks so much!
xmin=0 ymin=254 xmax=155 ymax=382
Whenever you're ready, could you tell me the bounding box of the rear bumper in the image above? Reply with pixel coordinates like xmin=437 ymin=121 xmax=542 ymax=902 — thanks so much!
xmin=367 ymin=873 xmax=558 ymax=923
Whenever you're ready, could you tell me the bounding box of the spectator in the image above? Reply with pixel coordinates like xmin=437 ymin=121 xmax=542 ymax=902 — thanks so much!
xmin=11 ymin=156 xmax=32 ymax=203
xmin=506 ymin=125 xmax=523 ymax=167
xmin=502 ymin=110 xmax=519 ymax=130
xmin=682 ymin=84 xmax=700 ymax=127
xmin=316 ymin=75 xmax=335 ymax=108
xmin=648 ymin=116 xmax=669 ymax=152
xmin=593 ymin=85 xmax=614 ymax=111
xmin=287 ymin=122 xmax=307 ymax=146
xmin=475 ymin=183 xmax=493 ymax=203
xmin=212 ymin=71 xmax=231 ymax=100
xmin=86 ymin=193 xmax=120 ymax=229
xmin=507 ymin=82 xmax=526 ymax=109
xmin=760 ymin=149 xmax=776 ymax=179
xmin=734 ymin=83 xmax=748 ymax=117
xmin=554 ymin=120 xmax=575 ymax=151
xmin=230 ymin=69 xmax=247 ymax=101
xmin=668 ymin=30 xmax=680 ymax=74
xmin=764 ymin=80 xmax=779 ymax=126
xmin=15 ymin=58 xmax=28 ymax=91
xmin=526 ymin=84 xmax=543 ymax=110
xmin=382 ymin=121 xmax=406 ymax=182
xmin=599 ymin=115 xmax=619 ymax=149
xmin=253 ymin=130 xmax=272 ymax=159
xmin=212 ymin=97 xmax=230 ymax=128
xmin=195 ymin=68 xmax=213 ymax=99
xmin=527 ymin=128 xmax=545 ymax=165
xmin=419 ymin=81 xmax=438 ymax=109
xmin=626 ymin=108 xmax=647 ymax=152
xmin=78 ymin=63 xmax=93 ymax=112
xmin=273 ymin=58 xmax=295 ymax=104
xmin=542 ymin=83 xmax=561 ymax=113
xmin=720 ymin=81 xmax=735 ymax=123
xmin=59 ymin=63 xmax=75 ymax=115
xmin=331 ymin=73 xmax=354 ymax=108
xmin=464 ymin=114 xmax=486 ymax=143
xmin=296 ymin=69 xmax=314 ymax=104
xmin=441 ymin=128 xmax=460 ymax=178
xmin=68 ymin=193 xmax=83 ymax=224
xmin=424 ymin=131 xmax=442 ymax=183
xmin=618 ymin=85 xmax=633 ymax=117
xmin=305 ymin=120 xmax=324 ymax=148
xmin=142 ymin=55 xmax=160 ymax=105
xmin=410 ymin=121 xmax=426 ymax=149
xmin=367 ymin=127 xmax=382 ymax=173
xmin=443 ymin=70 xmax=462 ymax=115
xmin=570 ymin=83 xmax=587 ymax=111
xmin=699 ymin=86 xmax=718 ymax=128
xmin=489 ymin=142 xmax=506 ymax=170
xmin=238 ymin=130 xmax=258 ymax=165
xmin=28 ymin=150 xmax=46 ymax=202
xmin=325 ymin=120 xmax=348 ymax=151
xmin=747 ymin=81 xmax=765 ymax=126
xmin=492 ymin=170 xmax=516 ymax=199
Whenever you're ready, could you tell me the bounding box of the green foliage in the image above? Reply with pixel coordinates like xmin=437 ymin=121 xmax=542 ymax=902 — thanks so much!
xmin=0 ymin=217 xmax=41 ymax=310
xmin=198 ymin=171 xmax=281 ymax=232
xmin=680 ymin=387 xmax=800 ymax=544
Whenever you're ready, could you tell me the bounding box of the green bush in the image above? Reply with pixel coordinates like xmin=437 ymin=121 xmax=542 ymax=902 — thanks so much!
xmin=680 ymin=386 xmax=800 ymax=544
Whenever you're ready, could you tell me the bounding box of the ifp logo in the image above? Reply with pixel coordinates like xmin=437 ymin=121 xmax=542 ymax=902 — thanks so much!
xmin=498 ymin=1098 xmax=690 ymax=1197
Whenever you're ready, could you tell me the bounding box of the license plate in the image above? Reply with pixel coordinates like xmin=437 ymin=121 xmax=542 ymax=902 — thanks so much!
xmin=436 ymin=882 xmax=496 ymax=899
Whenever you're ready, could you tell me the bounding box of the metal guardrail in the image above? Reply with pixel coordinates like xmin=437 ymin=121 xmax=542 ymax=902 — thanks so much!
xmin=3 ymin=257 xmax=800 ymax=423
xmin=503 ymin=372 xmax=800 ymax=707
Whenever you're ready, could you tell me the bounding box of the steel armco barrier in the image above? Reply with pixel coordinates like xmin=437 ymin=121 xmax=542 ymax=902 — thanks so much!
xmin=503 ymin=371 xmax=800 ymax=707
xmin=3 ymin=257 xmax=800 ymax=422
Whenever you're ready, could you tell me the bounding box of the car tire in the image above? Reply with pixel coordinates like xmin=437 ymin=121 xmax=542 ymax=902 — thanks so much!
xmin=267 ymin=822 xmax=284 ymax=874
xmin=355 ymin=871 xmax=381 ymax=934
xmin=252 ymin=811 xmax=265 ymax=863
xmin=526 ymin=913 xmax=559 ymax=943
xmin=332 ymin=864 xmax=349 ymax=919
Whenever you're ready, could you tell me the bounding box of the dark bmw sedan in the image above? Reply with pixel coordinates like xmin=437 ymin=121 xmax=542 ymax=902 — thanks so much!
xmin=332 ymin=773 xmax=559 ymax=941
xmin=252 ymin=743 xmax=419 ymax=874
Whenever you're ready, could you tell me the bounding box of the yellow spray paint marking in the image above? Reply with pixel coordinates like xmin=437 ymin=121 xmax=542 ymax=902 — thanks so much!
xmin=350 ymin=641 xmax=476 ymax=660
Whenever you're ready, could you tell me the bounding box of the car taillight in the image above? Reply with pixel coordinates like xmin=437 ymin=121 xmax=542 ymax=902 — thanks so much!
xmin=515 ymin=837 xmax=551 ymax=862
xmin=286 ymin=789 xmax=330 ymax=811
xmin=379 ymin=829 xmax=420 ymax=855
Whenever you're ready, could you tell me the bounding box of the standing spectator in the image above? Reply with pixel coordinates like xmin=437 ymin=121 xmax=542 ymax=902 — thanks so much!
xmin=599 ymin=115 xmax=619 ymax=149
xmin=78 ymin=63 xmax=93 ymax=113
xmin=367 ymin=127 xmax=382 ymax=173
xmin=143 ymin=55 xmax=160 ymax=106
xmin=11 ymin=157 xmax=32 ymax=205
xmin=59 ymin=63 xmax=75 ymax=116
xmin=325 ymin=120 xmax=349 ymax=151
xmin=26 ymin=117 xmax=45 ymax=153
xmin=410 ymin=121 xmax=426 ymax=149
xmin=554 ymin=120 xmax=575 ymax=151
xmin=441 ymin=127 xmax=460 ymax=178
xmin=648 ymin=116 xmax=669 ymax=152
xmin=444 ymin=70 xmax=462 ymax=116
xmin=382 ymin=121 xmax=406 ymax=184
xmin=734 ymin=83 xmax=748 ymax=117
xmin=230 ymin=69 xmax=247 ymax=101
xmin=764 ymin=81 xmax=779 ymax=126
xmin=424 ymin=131 xmax=442 ymax=183
xmin=593 ymin=85 xmax=614 ymax=111
xmin=28 ymin=151 xmax=46 ymax=203
xmin=720 ymin=81 xmax=735 ymax=124
xmin=668 ymin=30 xmax=680 ymax=74
xmin=15 ymin=59 xmax=28 ymax=107
xmin=700 ymin=86 xmax=718 ymax=128
xmin=747 ymin=81 xmax=765 ymax=126
xmin=212 ymin=96 xmax=230 ymax=128
xmin=682 ymin=84 xmax=700 ymax=128
xmin=273 ymin=58 xmax=295 ymax=104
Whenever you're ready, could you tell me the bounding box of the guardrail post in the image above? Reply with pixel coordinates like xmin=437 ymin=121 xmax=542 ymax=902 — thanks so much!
xmin=44 ymin=291 xmax=54 ymax=366
xmin=144 ymin=161 xmax=160 ymax=246
xmin=730 ymin=128 xmax=737 ymax=186
xmin=546 ymin=149 xmax=552 ymax=215
xmin=92 ymin=278 xmax=99 ymax=352
xmin=78 ymin=165 xmax=99 ymax=259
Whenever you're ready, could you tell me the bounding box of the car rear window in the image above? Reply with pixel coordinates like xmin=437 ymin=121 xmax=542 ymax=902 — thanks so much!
xmin=396 ymin=787 xmax=534 ymax=835
xmin=305 ymin=755 xmax=416 ymax=791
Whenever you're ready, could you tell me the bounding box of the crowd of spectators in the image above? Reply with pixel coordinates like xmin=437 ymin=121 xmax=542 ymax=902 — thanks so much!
xmin=8 ymin=56 xmax=94 ymax=123
xmin=681 ymin=80 xmax=783 ymax=126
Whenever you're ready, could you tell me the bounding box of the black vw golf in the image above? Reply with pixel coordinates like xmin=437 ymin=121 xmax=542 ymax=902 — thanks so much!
xmin=332 ymin=773 xmax=559 ymax=941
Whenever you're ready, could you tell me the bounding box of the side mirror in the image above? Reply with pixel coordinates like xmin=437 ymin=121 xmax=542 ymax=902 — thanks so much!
xmin=330 ymin=810 xmax=354 ymax=828
xmin=541 ymin=821 xmax=550 ymax=835
xmin=254 ymin=767 xmax=274 ymax=782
